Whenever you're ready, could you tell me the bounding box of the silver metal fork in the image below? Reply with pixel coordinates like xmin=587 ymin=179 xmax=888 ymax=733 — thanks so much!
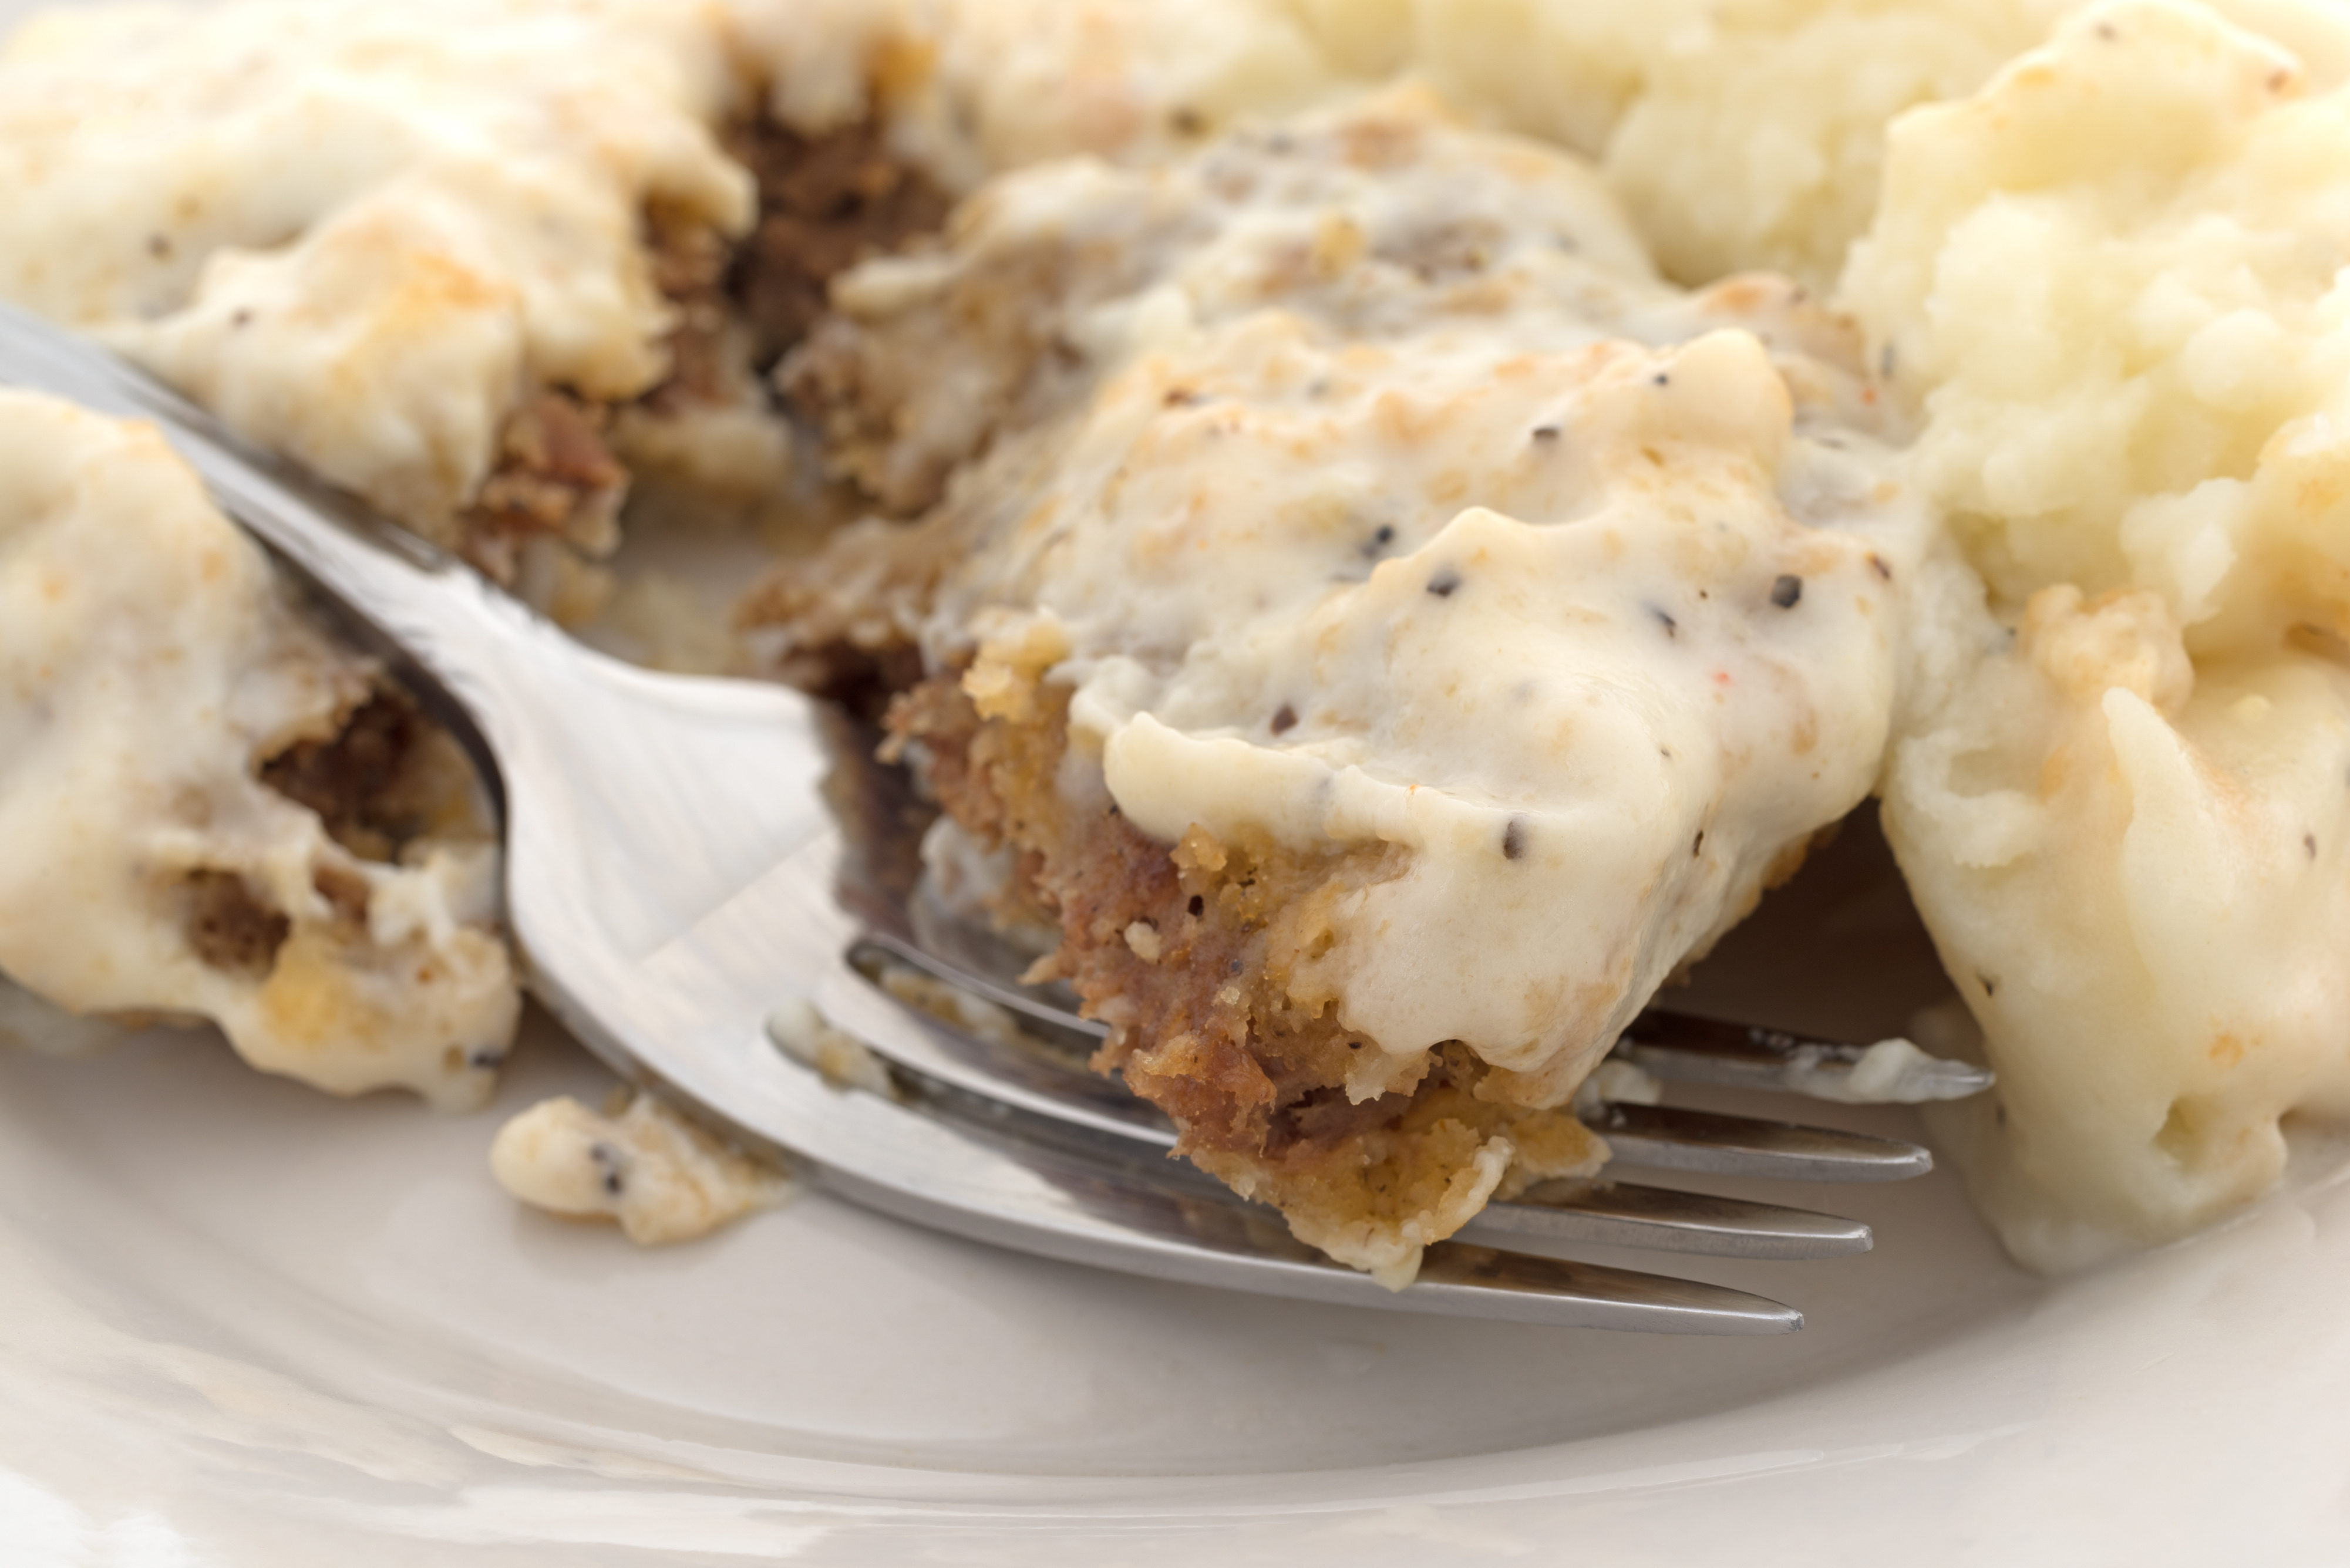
xmin=0 ymin=301 xmax=1991 ymax=1334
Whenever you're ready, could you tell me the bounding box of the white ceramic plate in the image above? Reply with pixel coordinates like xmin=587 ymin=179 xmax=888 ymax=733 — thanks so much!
xmin=6 ymin=812 xmax=2350 ymax=1567
xmin=9 ymin=0 xmax=2350 ymax=1554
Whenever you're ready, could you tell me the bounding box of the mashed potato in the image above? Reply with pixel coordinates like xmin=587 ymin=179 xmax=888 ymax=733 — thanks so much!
xmin=1282 ymin=0 xmax=2350 ymax=288
xmin=1267 ymin=0 xmax=2069 ymax=288
xmin=1847 ymin=0 xmax=2350 ymax=1266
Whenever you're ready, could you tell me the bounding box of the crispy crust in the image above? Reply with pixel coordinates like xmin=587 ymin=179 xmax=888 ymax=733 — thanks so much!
xmin=888 ymin=669 xmax=1605 ymax=1277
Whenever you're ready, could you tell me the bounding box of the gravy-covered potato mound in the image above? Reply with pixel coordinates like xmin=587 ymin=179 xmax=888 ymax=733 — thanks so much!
xmin=0 ymin=390 xmax=517 ymax=1108
xmin=1845 ymin=0 xmax=2350 ymax=1267
xmin=753 ymin=89 xmax=1931 ymax=1283
xmin=0 ymin=0 xmax=779 ymax=615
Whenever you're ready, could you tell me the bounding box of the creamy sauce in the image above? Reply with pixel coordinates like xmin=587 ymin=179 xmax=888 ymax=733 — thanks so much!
xmin=491 ymin=1090 xmax=794 ymax=1243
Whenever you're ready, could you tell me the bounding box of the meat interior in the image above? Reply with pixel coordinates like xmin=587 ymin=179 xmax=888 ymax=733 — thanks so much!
xmin=174 ymin=687 xmax=478 ymax=985
xmin=452 ymin=110 xmax=947 ymax=598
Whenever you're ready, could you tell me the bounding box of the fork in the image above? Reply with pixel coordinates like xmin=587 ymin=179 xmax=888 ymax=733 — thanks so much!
xmin=0 ymin=301 xmax=1991 ymax=1334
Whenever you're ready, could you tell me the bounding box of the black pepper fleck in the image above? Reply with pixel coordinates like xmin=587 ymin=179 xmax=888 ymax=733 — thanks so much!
xmin=1502 ymin=817 xmax=1528 ymax=861
xmin=1652 ymin=372 xmax=1671 ymax=387
xmin=1530 ymin=424 xmax=1561 ymax=443
xmin=1869 ymin=553 xmax=1893 ymax=581
xmin=1692 ymin=829 xmax=1705 ymax=858
xmin=1649 ymin=605 xmax=1678 ymax=638
xmin=146 ymin=233 xmax=171 ymax=259
xmin=1771 ymin=574 xmax=1803 ymax=609
xmin=1879 ymin=343 xmax=1898 ymax=380
xmin=2307 ymin=832 xmax=2319 ymax=860
xmin=1228 ymin=959 xmax=1244 ymax=976
xmin=230 ymin=308 xmax=253 ymax=328
xmin=1978 ymin=971 xmax=1998 ymax=998
xmin=467 ymin=1049 xmax=505 ymax=1071
xmin=1426 ymin=567 xmax=1462 ymax=598
xmin=1271 ymin=703 xmax=1298 ymax=734
xmin=588 ymin=1140 xmax=625 ymax=1197
xmin=1170 ymin=106 xmax=1207 ymax=136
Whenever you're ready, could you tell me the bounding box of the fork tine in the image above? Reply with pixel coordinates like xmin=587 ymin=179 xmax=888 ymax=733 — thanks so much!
xmin=1622 ymin=1009 xmax=1994 ymax=1100
xmin=803 ymin=962 xmax=1804 ymax=1331
xmin=825 ymin=943 xmax=1176 ymax=1144
xmin=853 ymin=933 xmax=1109 ymax=1050
xmin=857 ymin=933 xmax=1991 ymax=1116
xmin=1410 ymin=1246 xmax=1801 ymax=1332
xmin=1462 ymin=1182 xmax=1873 ymax=1260
xmin=848 ymin=933 xmax=1938 ymax=1185
xmin=1586 ymin=1102 xmax=1932 ymax=1181
xmin=802 ymin=997 xmax=1878 ymax=1262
